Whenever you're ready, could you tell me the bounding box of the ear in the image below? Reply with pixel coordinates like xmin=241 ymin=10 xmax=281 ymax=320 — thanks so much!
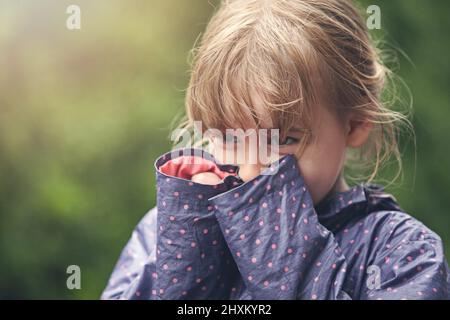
xmin=346 ymin=120 xmax=373 ymax=148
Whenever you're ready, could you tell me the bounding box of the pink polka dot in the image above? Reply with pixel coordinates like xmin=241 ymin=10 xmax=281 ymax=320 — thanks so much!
xmin=259 ymin=220 xmax=264 ymax=226
xmin=166 ymin=239 xmax=172 ymax=245
xmin=186 ymin=266 xmax=192 ymax=272
xmin=281 ymin=285 xmax=286 ymax=290
xmin=179 ymin=229 xmax=186 ymax=235
xmin=255 ymin=239 xmax=261 ymax=245
xmin=244 ymin=215 xmax=250 ymax=221
xmin=176 ymin=253 xmax=182 ymax=259
xmin=274 ymin=225 xmax=279 ymax=231
xmin=196 ymin=278 xmax=202 ymax=283
xmin=228 ymin=211 xmax=234 ymax=217
xmin=173 ymin=191 xmax=179 ymax=196
xmin=262 ymin=202 xmax=268 ymax=208
xmin=267 ymin=261 xmax=273 ymax=268
xmin=276 ymin=208 xmax=282 ymax=214
xmin=152 ymin=272 xmax=158 ymax=279
xmin=287 ymin=248 xmax=293 ymax=254
xmin=266 ymin=184 xmax=271 ymax=190
xmin=163 ymin=264 xmax=168 ymax=270
xmin=312 ymin=294 xmax=317 ymax=300
xmin=302 ymin=203 xmax=307 ymax=208
xmin=284 ymin=266 xmax=289 ymax=272
xmin=234 ymin=192 xmax=240 ymax=198
xmin=198 ymin=194 xmax=203 ymax=199
xmin=236 ymin=251 xmax=241 ymax=257
xmin=248 ymin=275 xmax=253 ymax=281
xmin=212 ymin=240 xmax=218 ymax=245
xmin=240 ymin=234 xmax=245 ymax=240
xmin=182 ymin=291 xmax=187 ymax=296
xmin=303 ymin=218 xmax=308 ymax=224
xmin=291 ymin=213 xmax=296 ymax=218
xmin=203 ymin=228 xmax=209 ymax=234
xmin=332 ymin=263 xmax=336 ymax=269
xmin=169 ymin=216 xmax=175 ymax=221
xmin=251 ymin=257 xmax=257 ymax=263
xmin=183 ymin=204 xmax=189 ymax=210
xmin=209 ymin=265 xmax=214 ymax=270
xmin=263 ymin=281 xmax=269 ymax=287
xmin=271 ymin=243 xmax=277 ymax=250
xmin=172 ymin=278 xmax=178 ymax=283
xmin=303 ymin=235 xmax=309 ymax=241
xmin=191 ymin=241 xmax=197 ymax=247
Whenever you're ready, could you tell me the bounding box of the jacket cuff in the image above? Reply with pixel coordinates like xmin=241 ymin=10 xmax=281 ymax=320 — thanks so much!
xmin=208 ymin=154 xmax=345 ymax=299
xmin=153 ymin=148 xmax=243 ymax=299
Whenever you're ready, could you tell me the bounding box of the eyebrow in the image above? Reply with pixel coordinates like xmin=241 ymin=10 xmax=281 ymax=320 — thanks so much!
xmin=287 ymin=127 xmax=311 ymax=133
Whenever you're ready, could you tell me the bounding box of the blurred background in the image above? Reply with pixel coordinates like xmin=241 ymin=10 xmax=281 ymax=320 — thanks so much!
xmin=0 ymin=0 xmax=449 ymax=299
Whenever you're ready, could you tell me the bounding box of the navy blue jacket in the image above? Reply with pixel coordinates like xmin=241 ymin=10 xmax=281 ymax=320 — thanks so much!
xmin=101 ymin=148 xmax=450 ymax=299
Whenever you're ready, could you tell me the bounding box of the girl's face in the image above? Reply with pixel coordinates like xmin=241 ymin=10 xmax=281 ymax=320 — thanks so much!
xmin=210 ymin=92 xmax=371 ymax=204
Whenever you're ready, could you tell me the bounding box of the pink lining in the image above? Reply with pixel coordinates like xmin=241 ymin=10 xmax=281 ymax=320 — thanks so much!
xmin=158 ymin=156 xmax=237 ymax=180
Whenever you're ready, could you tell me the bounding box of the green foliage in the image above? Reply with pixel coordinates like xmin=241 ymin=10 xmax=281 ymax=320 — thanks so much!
xmin=0 ymin=0 xmax=449 ymax=299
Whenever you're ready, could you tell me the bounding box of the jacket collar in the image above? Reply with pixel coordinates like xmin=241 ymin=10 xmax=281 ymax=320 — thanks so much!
xmin=315 ymin=183 xmax=403 ymax=231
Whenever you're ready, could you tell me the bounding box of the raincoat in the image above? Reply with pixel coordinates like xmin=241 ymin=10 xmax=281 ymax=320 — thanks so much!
xmin=101 ymin=148 xmax=450 ymax=300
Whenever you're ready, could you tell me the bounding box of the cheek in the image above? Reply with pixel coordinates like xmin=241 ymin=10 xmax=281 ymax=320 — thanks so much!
xmin=297 ymin=138 xmax=347 ymax=204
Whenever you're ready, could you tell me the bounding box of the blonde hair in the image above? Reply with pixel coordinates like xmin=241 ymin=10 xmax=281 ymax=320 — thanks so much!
xmin=175 ymin=0 xmax=412 ymax=183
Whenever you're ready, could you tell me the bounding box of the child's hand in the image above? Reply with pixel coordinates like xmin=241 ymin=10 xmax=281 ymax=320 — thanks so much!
xmin=237 ymin=163 xmax=266 ymax=182
xmin=191 ymin=172 xmax=223 ymax=185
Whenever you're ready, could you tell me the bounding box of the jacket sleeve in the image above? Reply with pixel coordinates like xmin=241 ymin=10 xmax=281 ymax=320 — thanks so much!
xmin=209 ymin=154 xmax=352 ymax=299
xmin=101 ymin=148 xmax=242 ymax=300
xmin=360 ymin=214 xmax=450 ymax=300
xmin=209 ymin=153 xmax=450 ymax=300
xmin=100 ymin=207 xmax=158 ymax=300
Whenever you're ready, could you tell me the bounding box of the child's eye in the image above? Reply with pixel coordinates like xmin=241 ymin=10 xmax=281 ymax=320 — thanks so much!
xmin=280 ymin=136 xmax=300 ymax=146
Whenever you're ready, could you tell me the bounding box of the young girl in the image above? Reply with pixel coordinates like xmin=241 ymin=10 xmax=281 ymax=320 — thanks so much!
xmin=102 ymin=0 xmax=449 ymax=300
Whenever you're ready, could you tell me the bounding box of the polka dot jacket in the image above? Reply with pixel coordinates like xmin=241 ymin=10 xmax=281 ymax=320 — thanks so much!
xmin=101 ymin=148 xmax=450 ymax=300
